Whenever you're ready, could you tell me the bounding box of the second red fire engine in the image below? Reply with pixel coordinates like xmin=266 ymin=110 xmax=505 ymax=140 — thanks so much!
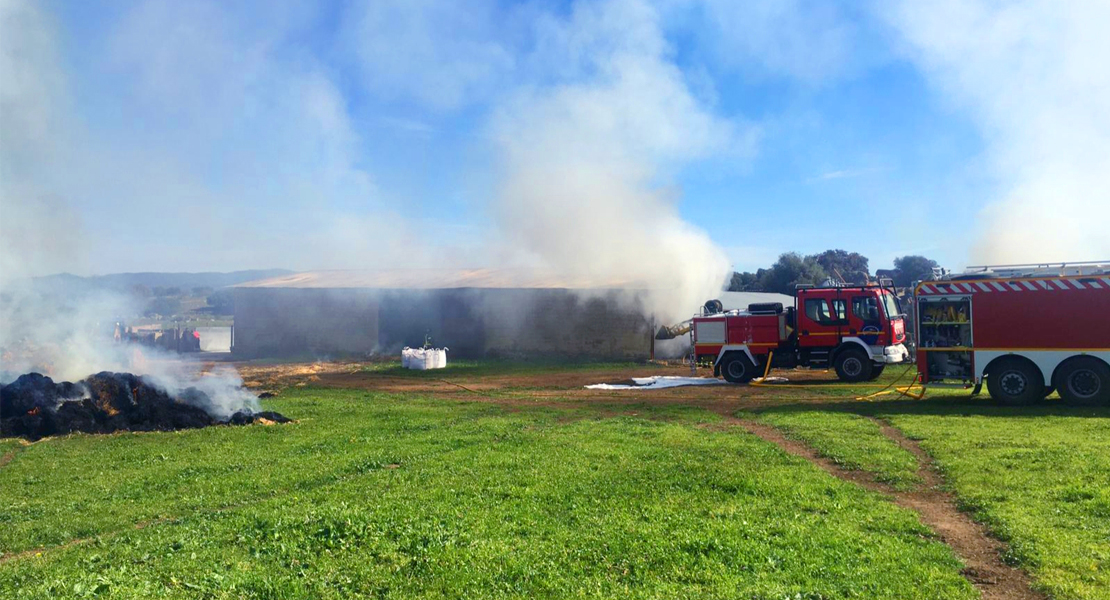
xmin=682 ymin=283 xmax=909 ymax=384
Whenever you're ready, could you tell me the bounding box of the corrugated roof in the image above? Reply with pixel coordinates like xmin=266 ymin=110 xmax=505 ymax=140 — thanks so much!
xmin=235 ymin=269 xmax=650 ymax=290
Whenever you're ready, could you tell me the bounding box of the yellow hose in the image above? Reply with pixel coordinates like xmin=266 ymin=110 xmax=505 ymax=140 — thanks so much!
xmin=749 ymin=350 xmax=927 ymax=400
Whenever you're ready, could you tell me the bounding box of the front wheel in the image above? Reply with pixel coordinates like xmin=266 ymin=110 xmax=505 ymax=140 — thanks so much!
xmin=834 ymin=348 xmax=873 ymax=383
xmin=986 ymin=358 xmax=1044 ymax=405
xmin=1056 ymin=357 xmax=1110 ymax=406
xmin=867 ymin=364 xmax=886 ymax=381
xmin=720 ymin=353 xmax=756 ymax=384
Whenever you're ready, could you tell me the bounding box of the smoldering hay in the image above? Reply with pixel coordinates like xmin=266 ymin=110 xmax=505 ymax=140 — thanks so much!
xmin=1 ymin=371 xmax=289 ymax=441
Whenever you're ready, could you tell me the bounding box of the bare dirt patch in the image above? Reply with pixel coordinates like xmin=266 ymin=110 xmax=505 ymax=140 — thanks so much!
xmin=0 ymin=440 xmax=31 ymax=469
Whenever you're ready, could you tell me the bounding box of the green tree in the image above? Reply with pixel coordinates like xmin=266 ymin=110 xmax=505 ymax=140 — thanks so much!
xmin=892 ymin=255 xmax=940 ymax=287
xmin=758 ymin=253 xmax=827 ymax=294
xmin=144 ymin=297 xmax=181 ymax=317
xmin=808 ymin=249 xmax=870 ymax=284
xmin=207 ymin=289 xmax=234 ymax=314
xmin=727 ymin=271 xmax=761 ymax=291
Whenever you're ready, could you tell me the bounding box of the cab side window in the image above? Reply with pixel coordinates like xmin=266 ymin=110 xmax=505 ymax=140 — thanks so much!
xmin=831 ymin=299 xmax=848 ymax=324
xmin=804 ymin=299 xmax=834 ymax=324
xmin=852 ymin=296 xmax=880 ymax=324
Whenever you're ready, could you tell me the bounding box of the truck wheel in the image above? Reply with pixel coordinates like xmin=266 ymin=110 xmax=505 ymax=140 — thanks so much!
xmin=834 ymin=348 xmax=873 ymax=383
xmin=986 ymin=358 xmax=1044 ymax=405
xmin=867 ymin=364 xmax=886 ymax=380
xmin=1056 ymin=357 xmax=1110 ymax=406
xmin=720 ymin=353 xmax=756 ymax=384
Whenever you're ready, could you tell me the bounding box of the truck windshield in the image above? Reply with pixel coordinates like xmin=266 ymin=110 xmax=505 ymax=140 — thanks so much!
xmin=881 ymin=292 xmax=902 ymax=319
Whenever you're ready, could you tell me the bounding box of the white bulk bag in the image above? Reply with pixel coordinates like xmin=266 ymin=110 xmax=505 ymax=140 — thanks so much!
xmin=401 ymin=347 xmax=448 ymax=370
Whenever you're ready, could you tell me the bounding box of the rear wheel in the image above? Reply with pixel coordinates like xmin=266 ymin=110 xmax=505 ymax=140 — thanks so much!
xmin=1056 ymin=357 xmax=1110 ymax=406
xmin=720 ymin=353 xmax=756 ymax=384
xmin=986 ymin=358 xmax=1044 ymax=405
xmin=867 ymin=364 xmax=886 ymax=381
xmin=834 ymin=348 xmax=873 ymax=383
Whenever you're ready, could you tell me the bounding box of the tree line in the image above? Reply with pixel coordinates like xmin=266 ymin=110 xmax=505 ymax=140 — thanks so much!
xmin=728 ymin=250 xmax=939 ymax=294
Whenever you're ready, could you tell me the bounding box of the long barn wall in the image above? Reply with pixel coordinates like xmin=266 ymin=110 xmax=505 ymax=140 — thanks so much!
xmin=232 ymin=287 xmax=652 ymax=360
xmin=232 ymin=288 xmax=380 ymax=358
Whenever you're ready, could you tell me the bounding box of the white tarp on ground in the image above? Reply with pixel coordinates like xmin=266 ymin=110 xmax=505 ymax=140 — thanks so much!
xmin=585 ymin=376 xmax=726 ymax=390
xmin=401 ymin=347 xmax=448 ymax=370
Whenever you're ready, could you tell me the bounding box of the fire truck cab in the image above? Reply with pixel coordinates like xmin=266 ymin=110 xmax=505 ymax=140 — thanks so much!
xmin=691 ymin=284 xmax=909 ymax=384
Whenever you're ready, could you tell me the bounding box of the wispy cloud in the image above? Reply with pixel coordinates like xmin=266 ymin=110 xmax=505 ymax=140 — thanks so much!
xmin=806 ymin=167 xmax=884 ymax=182
xmin=881 ymin=0 xmax=1110 ymax=263
xmin=376 ymin=116 xmax=437 ymax=136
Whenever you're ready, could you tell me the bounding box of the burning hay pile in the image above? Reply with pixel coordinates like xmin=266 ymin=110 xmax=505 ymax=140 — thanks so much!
xmin=1 ymin=372 xmax=289 ymax=440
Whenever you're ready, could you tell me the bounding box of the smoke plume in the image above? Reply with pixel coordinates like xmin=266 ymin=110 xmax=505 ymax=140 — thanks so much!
xmin=0 ymin=285 xmax=259 ymax=418
xmin=1 ymin=0 xmax=744 ymax=388
xmin=491 ymin=0 xmax=744 ymax=322
xmin=882 ymin=0 xmax=1110 ymax=264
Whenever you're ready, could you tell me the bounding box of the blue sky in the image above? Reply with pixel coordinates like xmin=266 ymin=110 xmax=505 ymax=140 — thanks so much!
xmin=2 ymin=0 xmax=1107 ymax=288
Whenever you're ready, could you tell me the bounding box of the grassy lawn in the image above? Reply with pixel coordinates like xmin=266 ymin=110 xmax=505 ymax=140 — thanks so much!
xmin=0 ymin=388 xmax=977 ymax=599
xmin=750 ymin=381 xmax=1110 ymax=600
xmin=885 ymin=401 xmax=1110 ymax=600
xmin=0 ymin=438 xmax=25 ymax=456
xmin=747 ymin=409 xmax=922 ymax=490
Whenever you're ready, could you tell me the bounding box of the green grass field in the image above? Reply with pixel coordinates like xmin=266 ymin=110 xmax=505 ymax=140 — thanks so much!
xmin=747 ymin=409 xmax=922 ymax=490
xmin=1 ymin=388 xmax=978 ymax=599
xmin=3 ymin=364 xmax=1108 ymax=599
xmin=750 ymin=386 xmax=1110 ymax=600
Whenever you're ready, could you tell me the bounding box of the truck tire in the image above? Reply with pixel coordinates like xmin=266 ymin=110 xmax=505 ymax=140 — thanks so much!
xmin=867 ymin=364 xmax=886 ymax=380
xmin=986 ymin=358 xmax=1044 ymax=405
xmin=834 ymin=348 xmax=873 ymax=383
xmin=1056 ymin=357 xmax=1110 ymax=406
xmin=720 ymin=353 xmax=756 ymax=384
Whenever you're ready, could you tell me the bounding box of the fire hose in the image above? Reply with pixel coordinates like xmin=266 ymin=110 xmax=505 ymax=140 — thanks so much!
xmin=749 ymin=350 xmax=926 ymax=401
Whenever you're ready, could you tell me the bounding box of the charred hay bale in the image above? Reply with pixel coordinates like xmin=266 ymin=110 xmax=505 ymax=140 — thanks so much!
xmin=254 ymin=410 xmax=291 ymax=423
xmin=1 ymin=409 xmax=53 ymax=439
xmin=129 ymin=397 xmax=214 ymax=431
xmin=0 ymin=373 xmax=86 ymax=417
xmin=52 ymin=399 xmax=104 ymax=436
xmin=3 ymin=371 xmax=288 ymax=439
xmin=227 ymin=410 xmax=256 ymax=426
xmin=225 ymin=410 xmax=291 ymax=425
xmin=82 ymin=372 xmax=143 ymax=415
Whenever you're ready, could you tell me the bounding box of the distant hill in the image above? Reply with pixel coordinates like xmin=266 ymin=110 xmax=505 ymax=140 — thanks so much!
xmin=27 ymin=270 xmax=295 ymax=295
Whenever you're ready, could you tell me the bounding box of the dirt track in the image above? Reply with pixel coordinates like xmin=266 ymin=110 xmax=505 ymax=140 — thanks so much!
xmin=229 ymin=359 xmax=1044 ymax=599
xmin=735 ymin=418 xmax=1042 ymax=600
xmin=234 ymin=360 xmax=879 ymax=410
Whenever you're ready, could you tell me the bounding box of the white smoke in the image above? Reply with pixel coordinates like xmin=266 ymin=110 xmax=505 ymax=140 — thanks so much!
xmin=1 ymin=0 xmax=746 ymax=383
xmin=0 ymin=284 xmax=259 ymax=418
xmin=490 ymin=0 xmax=746 ymax=322
xmin=881 ymin=0 xmax=1110 ymax=264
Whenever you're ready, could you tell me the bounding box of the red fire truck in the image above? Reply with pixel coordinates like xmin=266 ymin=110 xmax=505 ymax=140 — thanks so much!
xmin=686 ymin=283 xmax=910 ymax=384
xmin=914 ymin=262 xmax=1110 ymax=404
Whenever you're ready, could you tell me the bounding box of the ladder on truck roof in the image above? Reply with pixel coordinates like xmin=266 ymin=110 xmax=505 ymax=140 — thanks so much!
xmin=960 ymin=261 xmax=1110 ymax=279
